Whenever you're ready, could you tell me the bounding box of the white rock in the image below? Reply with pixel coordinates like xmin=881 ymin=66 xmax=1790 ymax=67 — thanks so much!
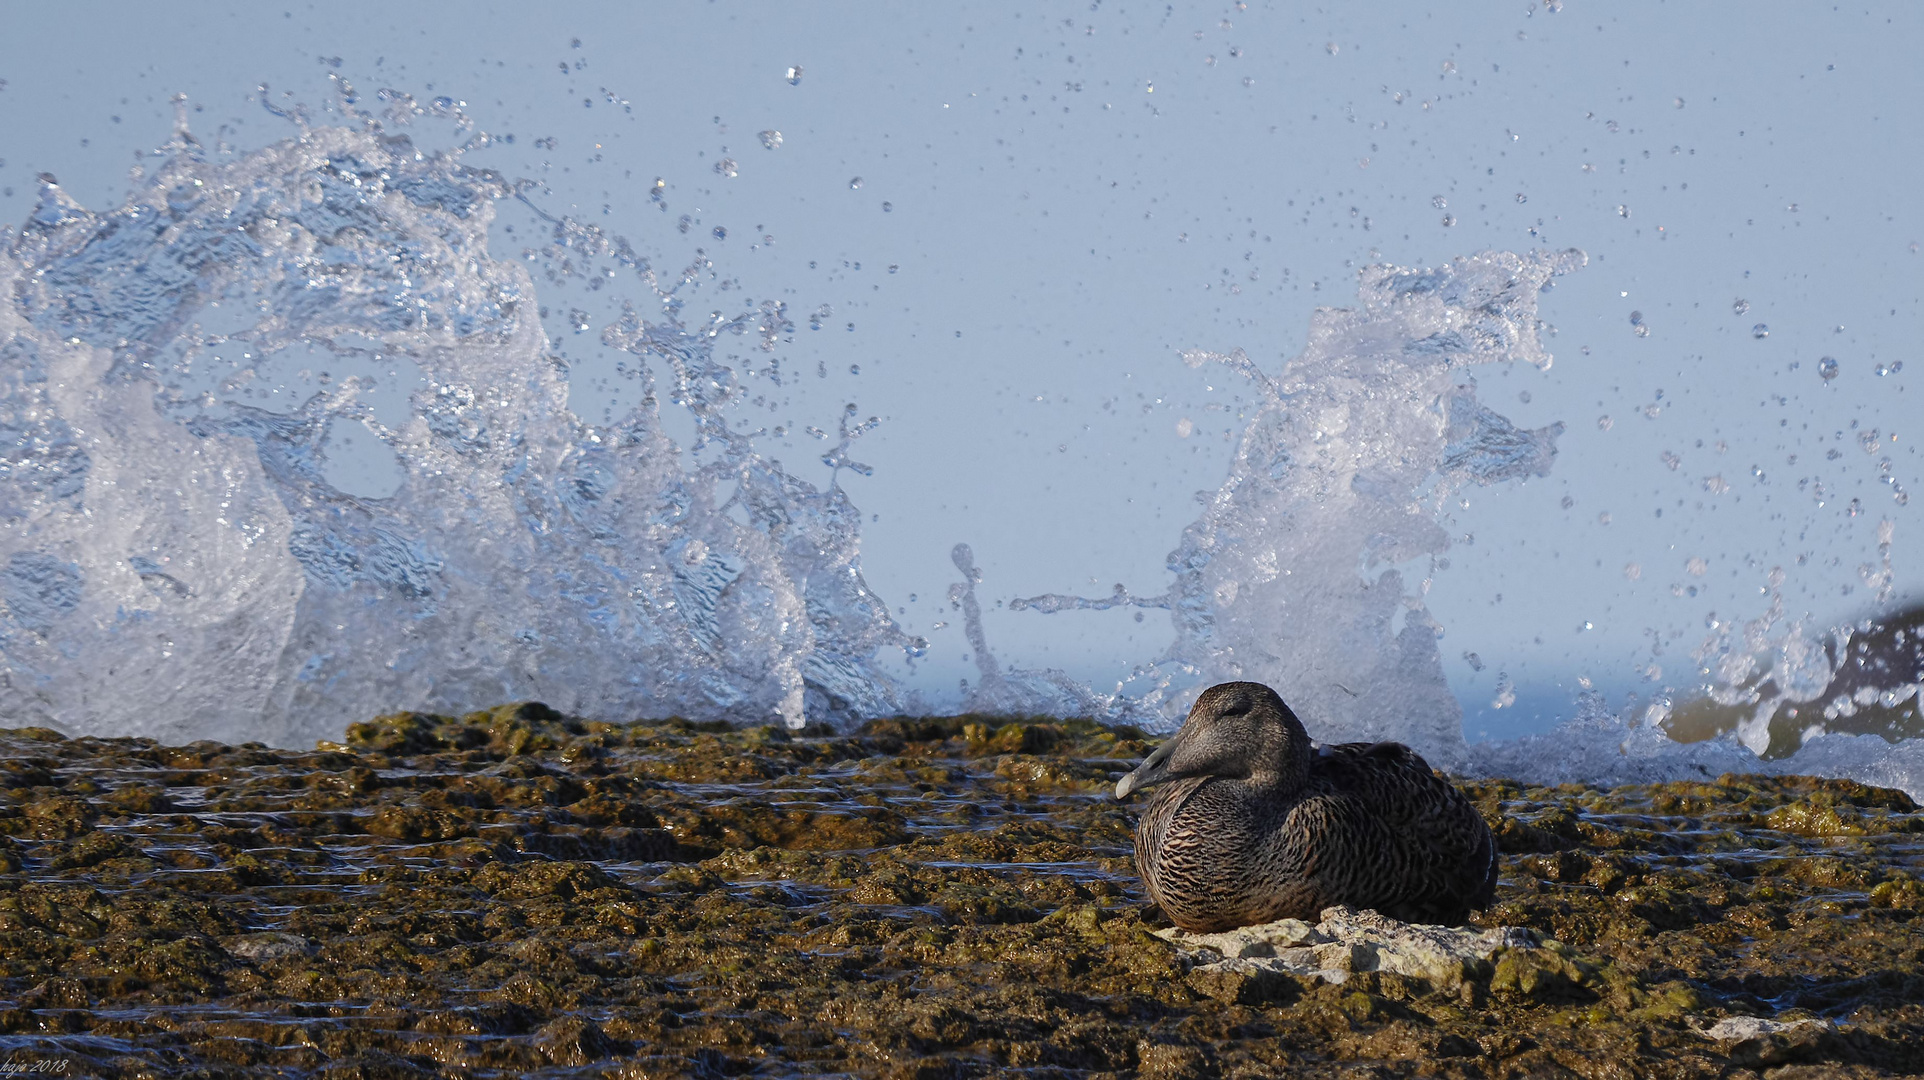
xmin=1156 ymin=917 xmax=1326 ymax=958
xmin=1701 ymin=1015 xmax=1831 ymax=1041
xmin=1156 ymin=905 xmax=1543 ymax=988
xmin=222 ymin=932 xmax=312 ymax=961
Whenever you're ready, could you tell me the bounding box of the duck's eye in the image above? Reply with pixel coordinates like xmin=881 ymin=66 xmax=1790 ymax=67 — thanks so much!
xmin=1216 ymin=701 xmax=1252 ymax=718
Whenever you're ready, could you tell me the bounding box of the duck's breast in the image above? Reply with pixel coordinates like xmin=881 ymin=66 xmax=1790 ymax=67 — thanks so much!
xmin=1140 ymin=776 xmax=1317 ymax=930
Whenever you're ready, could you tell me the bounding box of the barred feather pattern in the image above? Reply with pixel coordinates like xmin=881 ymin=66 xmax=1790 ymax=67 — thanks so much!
xmin=1129 ymin=686 xmax=1497 ymax=934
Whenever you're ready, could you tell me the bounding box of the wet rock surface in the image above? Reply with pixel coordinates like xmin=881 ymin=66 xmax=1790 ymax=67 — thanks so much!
xmin=0 ymin=705 xmax=1918 ymax=1078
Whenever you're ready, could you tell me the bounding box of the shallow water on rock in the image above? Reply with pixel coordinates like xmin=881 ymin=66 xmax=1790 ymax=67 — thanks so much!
xmin=3 ymin=707 xmax=1923 ymax=1077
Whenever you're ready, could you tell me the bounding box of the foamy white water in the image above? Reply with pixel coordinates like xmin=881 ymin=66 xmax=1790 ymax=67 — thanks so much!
xmin=2 ymin=109 xmax=1919 ymax=796
xmin=0 ymin=113 xmax=918 ymax=746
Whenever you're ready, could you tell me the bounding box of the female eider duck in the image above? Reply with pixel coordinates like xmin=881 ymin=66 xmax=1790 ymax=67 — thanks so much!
xmin=1115 ymin=681 xmax=1497 ymax=933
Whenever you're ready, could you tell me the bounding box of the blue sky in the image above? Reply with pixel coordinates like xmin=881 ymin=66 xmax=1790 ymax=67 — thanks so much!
xmin=3 ymin=1 xmax=1919 ymax=737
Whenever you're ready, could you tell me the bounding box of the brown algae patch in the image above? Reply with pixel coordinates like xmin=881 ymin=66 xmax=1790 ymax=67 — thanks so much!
xmin=0 ymin=705 xmax=1918 ymax=1077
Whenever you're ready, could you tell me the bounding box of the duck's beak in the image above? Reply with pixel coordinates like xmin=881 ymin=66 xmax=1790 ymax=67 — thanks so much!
xmin=1114 ymin=738 xmax=1175 ymax=800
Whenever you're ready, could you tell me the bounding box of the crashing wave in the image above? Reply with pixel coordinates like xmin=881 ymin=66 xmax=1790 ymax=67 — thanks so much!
xmin=0 ymin=111 xmax=920 ymax=746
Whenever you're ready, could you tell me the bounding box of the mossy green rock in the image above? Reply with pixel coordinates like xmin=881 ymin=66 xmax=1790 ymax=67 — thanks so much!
xmin=0 ymin=716 xmax=1920 ymax=1077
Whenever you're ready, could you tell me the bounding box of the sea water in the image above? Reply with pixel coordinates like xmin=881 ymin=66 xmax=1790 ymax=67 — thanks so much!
xmin=2 ymin=106 xmax=1919 ymax=795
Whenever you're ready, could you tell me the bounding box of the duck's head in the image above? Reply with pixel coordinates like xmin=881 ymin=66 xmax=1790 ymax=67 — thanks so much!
xmin=1114 ymin=681 xmax=1311 ymax=800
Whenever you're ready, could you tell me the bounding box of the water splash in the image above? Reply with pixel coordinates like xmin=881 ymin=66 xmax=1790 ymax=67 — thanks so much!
xmin=0 ymin=116 xmax=918 ymax=745
xmin=1011 ymin=250 xmax=1583 ymax=769
xmin=4 ymin=107 xmax=1919 ymax=799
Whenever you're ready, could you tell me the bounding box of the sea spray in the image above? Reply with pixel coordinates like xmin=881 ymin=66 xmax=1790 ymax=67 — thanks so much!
xmin=1011 ymin=250 xmax=1583 ymax=770
xmin=0 ymin=117 xmax=919 ymax=745
xmin=3 ymin=107 xmax=1920 ymax=798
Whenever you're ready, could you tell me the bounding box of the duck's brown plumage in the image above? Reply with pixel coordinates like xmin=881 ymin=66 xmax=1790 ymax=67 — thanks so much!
xmin=1116 ymin=681 xmax=1496 ymax=933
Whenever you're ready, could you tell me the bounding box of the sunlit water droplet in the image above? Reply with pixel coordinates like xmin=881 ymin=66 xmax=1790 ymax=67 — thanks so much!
xmin=1491 ymin=673 xmax=1516 ymax=708
xmin=1733 ymin=298 xmax=1750 ymax=315
xmin=758 ymin=130 xmax=783 ymax=150
xmin=1818 ymin=356 xmax=1839 ymax=380
xmin=785 ymin=65 xmax=803 ymax=85
xmin=1752 ymin=323 xmax=1770 ymax=339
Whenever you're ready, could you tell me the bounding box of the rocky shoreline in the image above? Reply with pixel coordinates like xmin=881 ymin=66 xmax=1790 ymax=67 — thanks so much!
xmin=2 ymin=704 xmax=1921 ymax=1078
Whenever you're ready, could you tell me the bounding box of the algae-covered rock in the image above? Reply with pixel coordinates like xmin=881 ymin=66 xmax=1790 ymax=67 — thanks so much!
xmin=0 ymin=718 xmax=1920 ymax=1077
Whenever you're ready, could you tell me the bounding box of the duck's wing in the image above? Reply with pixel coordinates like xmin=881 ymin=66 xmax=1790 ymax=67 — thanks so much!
xmin=1312 ymin=741 xmax=1498 ymax=924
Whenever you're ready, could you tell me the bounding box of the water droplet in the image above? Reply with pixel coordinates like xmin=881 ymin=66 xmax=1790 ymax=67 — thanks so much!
xmin=785 ymin=65 xmax=803 ymax=85
xmin=1205 ymin=55 xmax=1217 ymax=67
xmin=848 ymin=177 xmax=863 ymax=190
xmin=1616 ymin=204 xmax=1631 ymax=218
xmin=1686 ymin=556 xmax=1708 ymax=576
xmin=758 ymin=129 xmax=783 ymax=150
xmin=1597 ymin=415 xmax=1614 ymax=431
xmin=682 ymin=539 xmax=710 ymax=567
xmin=1752 ymin=323 xmax=1769 ymax=339
xmin=881 ymin=201 xmax=893 ymax=213
xmin=849 ymin=364 xmax=861 ymax=376
xmin=1848 ymin=497 xmax=1863 ymax=517
xmin=1515 ymin=192 xmax=1527 ymax=203
xmin=711 ymin=226 xmax=727 ymax=240
xmin=1661 ymin=451 xmax=1681 ymax=471
xmin=1175 ymin=417 xmax=1195 ymax=438
xmin=1431 ymin=195 xmax=1448 ymax=209
xmin=1597 ymin=511 xmax=1612 ymax=525
xmin=1818 ymin=356 xmax=1839 ymax=380
xmin=1732 ymin=298 xmax=1749 ymax=315
xmin=714 ymin=158 xmax=738 ymax=178
xmin=1326 ymin=41 xmax=1340 ymax=55
xmin=1440 ymin=214 xmax=1455 ymax=227
xmin=1624 ymin=562 xmax=1642 ymax=580
xmin=1242 ymin=76 xmax=1255 ymax=87
xmin=1491 ymin=673 xmax=1516 ymax=708
xmin=1559 ymin=495 xmax=1574 ymax=509
xmin=1674 ymin=96 xmax=1685 ymax=108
